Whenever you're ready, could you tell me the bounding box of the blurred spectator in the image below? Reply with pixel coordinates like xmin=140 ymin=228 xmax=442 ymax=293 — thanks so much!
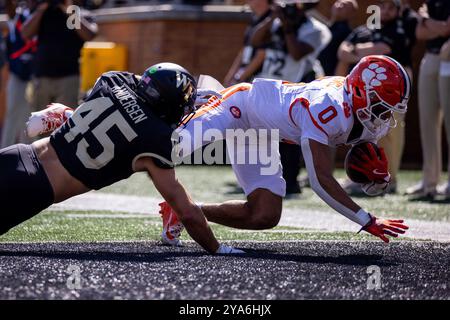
xmin=337 ymin=0 xmax=418 ymax=195
xmin=252 ymin=2 xmax=331 ymax=83
xmin=251 ymin=1 xmax=331 ymax=195
xmin=406 ymin=0 xmax=450 ymax=199
xmin=224 ymin=0 xmax=272 ymax=86
xmin=21 ymin=0 xmax=98 ymax=110
xmin=318 ymin=0 xmax=357 ymax=76
xmin=1 ymin=0 xmax=36 ymax=148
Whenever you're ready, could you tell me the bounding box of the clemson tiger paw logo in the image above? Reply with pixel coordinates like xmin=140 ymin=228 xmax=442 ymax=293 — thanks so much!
xmin=362 ymin=63 xmax=387 ymax=87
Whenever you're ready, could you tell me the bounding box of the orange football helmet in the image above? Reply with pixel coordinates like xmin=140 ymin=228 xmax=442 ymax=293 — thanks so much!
xmin=344 ymin=55 xmax=411 ymax=133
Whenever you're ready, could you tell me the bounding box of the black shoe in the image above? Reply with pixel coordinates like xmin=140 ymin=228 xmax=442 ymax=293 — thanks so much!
xmin=408 ymin=192 xmax=436 ymax=202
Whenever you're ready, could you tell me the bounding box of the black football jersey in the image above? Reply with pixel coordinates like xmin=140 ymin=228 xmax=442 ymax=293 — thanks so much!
xmin=50 ymin=71 xmax=176 ymax=190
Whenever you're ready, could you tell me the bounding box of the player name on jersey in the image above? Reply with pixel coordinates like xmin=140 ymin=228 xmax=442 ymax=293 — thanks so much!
xmin=111 ymin=85 xmax=148 ymax=124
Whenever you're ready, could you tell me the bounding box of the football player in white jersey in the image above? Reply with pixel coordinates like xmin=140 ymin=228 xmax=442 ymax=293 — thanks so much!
xmin=30 ymin=55 xmax=410 ymax=245
xmin=159 ymin=55 xmax=410 ymax=245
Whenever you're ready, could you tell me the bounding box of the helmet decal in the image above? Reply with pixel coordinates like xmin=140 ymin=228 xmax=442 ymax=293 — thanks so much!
xmin=176 ymin=72 xmax=189 ymax=89
xmin=361 ymin=63 xmax=387 ymax=88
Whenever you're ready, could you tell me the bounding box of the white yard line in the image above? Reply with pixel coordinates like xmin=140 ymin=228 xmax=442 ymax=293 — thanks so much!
xmin=50 ymin=192 xmax=161 ymax=215
xmin=50 ymin=191 xmax=450 ymax=242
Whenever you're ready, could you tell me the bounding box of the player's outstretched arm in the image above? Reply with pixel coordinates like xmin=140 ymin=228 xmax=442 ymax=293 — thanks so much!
xmin=300 ymin=138 xmax=408 ymax=242
xmin=142 ymin=158 xmax=220 ymax=253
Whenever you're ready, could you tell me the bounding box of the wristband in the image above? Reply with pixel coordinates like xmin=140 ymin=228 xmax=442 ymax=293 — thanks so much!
xmin=355 ymin=209 xmax=372 ymax=227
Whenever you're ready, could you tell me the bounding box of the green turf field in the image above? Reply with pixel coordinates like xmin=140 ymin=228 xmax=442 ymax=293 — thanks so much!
xmin=0 ymin=166 xmax=448 ymax=243
xmin=0 ymin=210 xmax=378 ymax=242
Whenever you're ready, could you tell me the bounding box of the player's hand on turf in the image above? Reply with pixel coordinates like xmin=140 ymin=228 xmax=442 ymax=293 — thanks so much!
xmin=361 ymin=214 xmax=409 ymax=243
xmin=195 ymin=89 xmax=222 ymax=108
xmin=216 ymin=244 xmax=245 ymax=255
xmin=348 ymin=144 xmax=390 ymax=184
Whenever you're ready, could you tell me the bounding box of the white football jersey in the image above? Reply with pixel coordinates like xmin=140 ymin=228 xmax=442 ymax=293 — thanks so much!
xmin=246 ymin=77 xmax=389 ymax=147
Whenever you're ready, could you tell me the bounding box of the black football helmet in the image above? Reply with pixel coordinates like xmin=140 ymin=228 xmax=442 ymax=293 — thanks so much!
xmin=137 ymin=62 xmax=197 ymax=126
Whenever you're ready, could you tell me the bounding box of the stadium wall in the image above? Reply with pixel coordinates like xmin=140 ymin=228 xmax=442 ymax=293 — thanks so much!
xmin=0 ymin=2 xmax=446 ymax=168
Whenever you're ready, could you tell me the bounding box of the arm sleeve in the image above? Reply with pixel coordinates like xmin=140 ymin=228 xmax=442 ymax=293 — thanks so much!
xmin=300 ymin=138 xmax=372 ymax=226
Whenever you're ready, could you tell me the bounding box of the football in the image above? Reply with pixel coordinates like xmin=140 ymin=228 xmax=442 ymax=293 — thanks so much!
xmin=345 ymin=142 xmax=382 ymax=183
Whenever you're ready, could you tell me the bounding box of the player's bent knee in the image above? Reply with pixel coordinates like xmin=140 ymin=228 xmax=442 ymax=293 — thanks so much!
xmin=250 ymin=211 xmax=281 ymax=229
xmin=247 ymin=189 xmax=282 ymax=229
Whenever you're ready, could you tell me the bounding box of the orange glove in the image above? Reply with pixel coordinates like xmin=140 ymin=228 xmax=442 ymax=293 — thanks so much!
xmin=360 ymin=214 xmax=409 ymax=243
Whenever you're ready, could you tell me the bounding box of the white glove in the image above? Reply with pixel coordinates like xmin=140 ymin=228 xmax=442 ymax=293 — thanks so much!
xmin=215 ymin=244 xmax=245 ymax=254
xmin=194 ymin=89 xmax=222 ymax=108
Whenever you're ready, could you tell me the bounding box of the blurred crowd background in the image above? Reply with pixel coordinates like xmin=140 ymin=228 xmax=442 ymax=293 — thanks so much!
xmin=0 ymin=0 xmax=448 ymax=198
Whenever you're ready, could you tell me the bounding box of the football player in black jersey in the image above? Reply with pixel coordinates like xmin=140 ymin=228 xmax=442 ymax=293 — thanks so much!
xmin=0 ymin=62 xmax=241 ymax=254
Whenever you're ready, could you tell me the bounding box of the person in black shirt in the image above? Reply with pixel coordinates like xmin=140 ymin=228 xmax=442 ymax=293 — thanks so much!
xmin=318 ymin=0 xmax=357 ymax=76
xmin=0 ymin=63 xmax=238 ymax=254
xmin=224 ymin=0 xmax=272 ymax=86
xmin=1 ymin=0 xmax=37 ymax=148
xmin=21 ymin=0 xmax=98 ymax=110
xmin=337 ymin=0 xmax=418 ymax=195
xmin=337 ymin=0 xmax=417 ymax=75
xmin=406 ymin=0 xmax=450 ymax=199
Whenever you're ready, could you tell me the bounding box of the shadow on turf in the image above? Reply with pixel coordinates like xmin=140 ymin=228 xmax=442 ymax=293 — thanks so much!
xmin=407 ymin=195 xmax=450 ymax=204
xmin=0 ymin=246 xmax=396 ymax=267
xmin=241 ymin=248 xmax=396 ymax=266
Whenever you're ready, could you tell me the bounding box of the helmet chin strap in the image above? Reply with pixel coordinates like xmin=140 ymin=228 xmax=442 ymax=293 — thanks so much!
xmin=388 ymin=116 xmax=397 ymax=128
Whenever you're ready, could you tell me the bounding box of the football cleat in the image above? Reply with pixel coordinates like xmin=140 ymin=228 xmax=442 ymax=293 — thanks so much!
xmin=26 ymin=103 xmax=74 ymax=138
xmin=159 ymin=201 xmax=184 ymax=247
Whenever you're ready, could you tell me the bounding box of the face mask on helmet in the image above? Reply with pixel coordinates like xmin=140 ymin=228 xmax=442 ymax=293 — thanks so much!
xmin=356 ymin=90 xmax=397 ymax=132
xmin=355 ymin=79 xmax=408 ymax=134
